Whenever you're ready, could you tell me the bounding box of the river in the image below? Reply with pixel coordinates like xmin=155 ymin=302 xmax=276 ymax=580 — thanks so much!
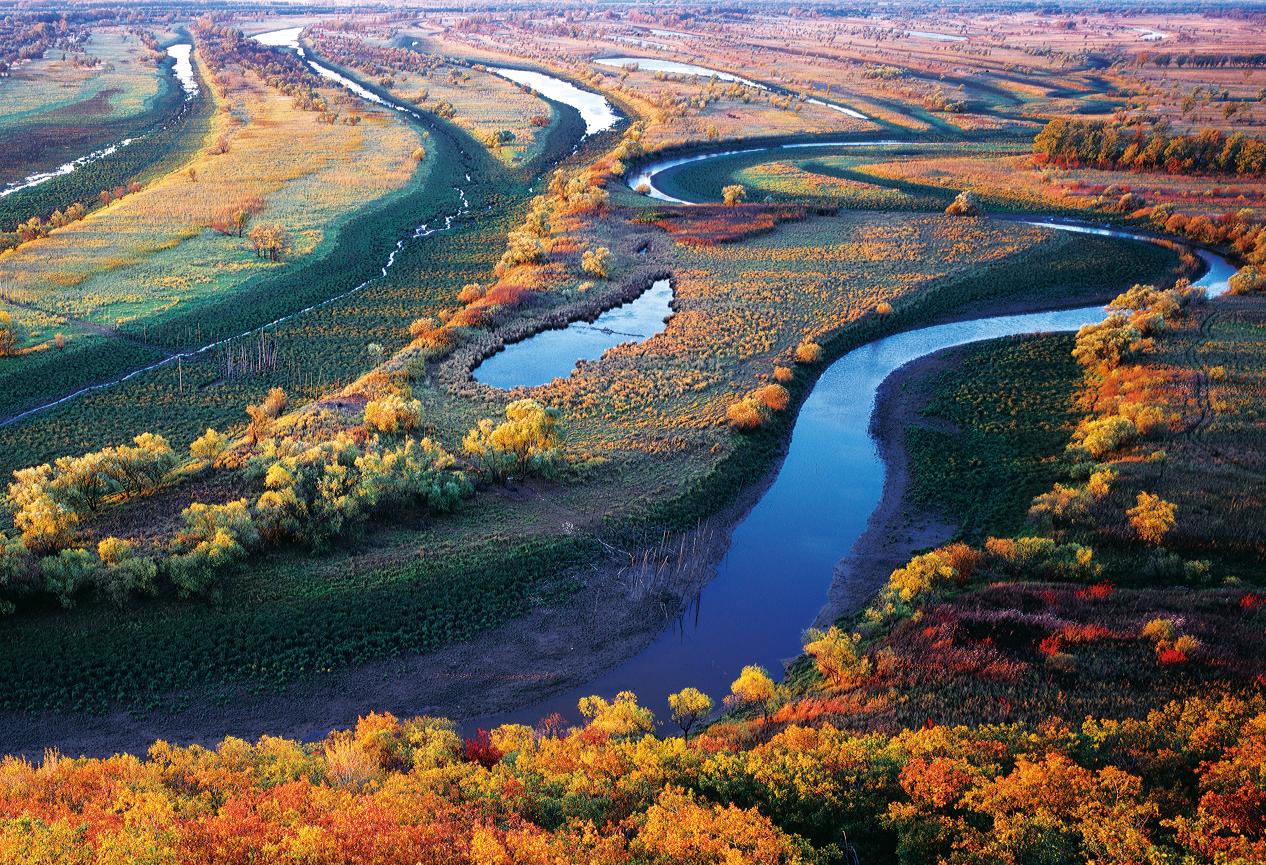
xmin=485 ymin=67 xmax=620 ymax=137
xmin=0 ymin=29 xmax=470 ymax=429
xmin=595 ymin=56 xmax=869 ymax=120
xmin=471 ymin=142 xmax=1235 ymax=728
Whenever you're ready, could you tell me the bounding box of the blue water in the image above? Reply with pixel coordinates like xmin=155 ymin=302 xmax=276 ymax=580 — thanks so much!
xmin=474 ymin=279 xmax=674 ymax=388
xmin=470 ymin=142 xmax=1237 ymax=727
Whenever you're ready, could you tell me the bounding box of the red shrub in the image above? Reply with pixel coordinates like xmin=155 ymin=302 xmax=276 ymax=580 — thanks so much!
xmin=463 ymin=729 xmax=502 ymax=768
xmin=1158 ymin=648 xmax=1189 ymax=665
xmin=1076 ymin=582 xmax=1116 ymax=601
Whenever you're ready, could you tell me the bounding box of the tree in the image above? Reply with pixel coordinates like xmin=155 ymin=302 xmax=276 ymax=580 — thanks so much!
xmin=578 ymin=690 xmax=654 ymax=738
xmin=189 ymin=427 xmax=229 ymax=463
xmin=727 ymin=665 xmax=776 ymax=725
xmin=803 ymin=626 xmax=871 ymax=689
xmin=727 ymin=397 xmax=767 ymax=430
xmin=248 ymin=223 xmax=291 ymax=262
xmin=722 ymin=184 xmax=747 ymax=206
xmin=168 ymin=499 xmax=257 ymax=597
xmin=246 ymin=388 xmax=287 ymax=442
xmin=463 ymin=399 xmax=561 ymax=482
xmin=793 ymin=340 xmax=822 ymax=364
xmin=1128 ymin=492 xmax=1176 ymax=545
xmin=668 ymin=687 xmax=713 ymax=741
xmin=96 ymin=537 xmax=157 ymax=606
xmin=364 ymin=394 xmax=422 ymax=434
xmin=752 ymin=384 xmax=789 ymax=412
xmin=496 ymin=230 xmax=545 ymax=275
xmin=581 ymin=246 xmax=614 ymax=279
xmin=0 ymin=309 xmax=20 ymax=357
xmin=945 ymin=191 xmax=981 ymax=216
xmin=38 ymin=548 xmax=99 ymax=608
xmin=1228 ymin=265 xmax=1266 ymax=295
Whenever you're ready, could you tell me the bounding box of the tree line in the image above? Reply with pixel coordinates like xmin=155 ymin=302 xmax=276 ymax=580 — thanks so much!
xmin=1033 ymin=118 xmax=1266 ymax=177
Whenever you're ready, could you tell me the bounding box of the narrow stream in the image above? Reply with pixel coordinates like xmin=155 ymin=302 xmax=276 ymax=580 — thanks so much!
xmin=473 ymin=142 xmax=1236 ymax=729
xmin=0 ymin=43 xmax=199 ymax=200
xmin=906 ymin=30 xmax=968 ymax=42
xmin=474 ymin=278 xmax=673 ymax=388
xmin=628 ymin=139 xmax=905 ymax=203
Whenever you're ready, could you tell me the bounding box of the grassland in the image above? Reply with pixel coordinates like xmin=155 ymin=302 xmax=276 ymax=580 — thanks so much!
xmin=904 ymin=335 xmax=1083 ymax=542
xmin=4 ymin=8 xmax=1266 ymax=863
xmin=0 ymin=29 xmax=170 ymax=184
xmin=329 ymin=30 xmax=564 ymax=170
xmin=0 ymin=202 xmax=1183 ymax=722
xmin=1075 ymin=296 xmax=1266 ymax=569
xmin=0 ymin=41 xmax=431 ymax=424
xmin=0 ymin=68 xmax=419 ymax=333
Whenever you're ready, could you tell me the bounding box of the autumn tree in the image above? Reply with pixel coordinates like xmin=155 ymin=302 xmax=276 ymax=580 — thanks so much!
xmin=722 ymin=184 xmax=747 ymax=206
xmin=189 ymin=427 xmax=230 ymax=464
xmin=945 ymin=191 xmax=981 ymax=216
xmin=248 ymin=223 xmax=291 ymax=262
xmin=794 ymin=340 xmax=822 ymax=364
xmin=1128 ymin=491 xmax=1177 ymax=545
xmin=668 ymin=687 xmax=713 ymax=741
xmin=803 ymin=626 xmax=871 ymax=689
xmin=1228 ymin=265 xmax=1266 ymax=295
xmin=581 ymin=246 xmax=613 ymax=279
xmin=463 ymin=399 xmax=562 ymax=482
xmin=727 ymin=397 xmax=767 ymax=430
xmin=246 ymin=387 xmax=288 ymax=442
xmin=364 ymin=394 xmax=422 ymax=434
xmin=727 ymin=665 xmax=776 ymax=725
xmin=0 ymin=310 xmax=20 ymax=357
xmin=578 ymin=690 xmax=654 ymax=738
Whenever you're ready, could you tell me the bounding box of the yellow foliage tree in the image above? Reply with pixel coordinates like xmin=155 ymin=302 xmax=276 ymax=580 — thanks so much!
xmin=1127 ymin=491 xmax=1176 ymax=545
xmin=463 ymin=399 xmax=562 ymax=482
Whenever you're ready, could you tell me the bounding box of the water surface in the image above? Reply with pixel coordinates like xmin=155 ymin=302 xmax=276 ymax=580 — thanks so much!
xmin=596 ymin=56 xmax=763 ymax=88
xmin=475 ymin=279 xmax=673 ymax=388
xmin=906 ymin=30 xmax=967 ymax=42
xmin=478 ymin=140 xmax=1236 ymax=727
xmin=595 ymin=56 xmax=868 ymax=120
xmin=483 ymin=239 xmax=1232 ymax=728
xmin=487 ymin=67 xmax=620 ymax=136
xmin=166 ymin=44 xmax=199 ymax=99
xmin=629 ymin=140 xmax=904 ymax=203
xmin=0 ymin=43 xmax=197 ymax=200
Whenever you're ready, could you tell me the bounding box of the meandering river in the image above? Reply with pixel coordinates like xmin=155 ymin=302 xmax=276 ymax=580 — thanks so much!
xmin=0 ymin=30 xmax=472 ymax=429
xmin=473 ymin=141 xmax=1235 ymax=729
xmin=486 ymin=67 xmax=620 ymax=137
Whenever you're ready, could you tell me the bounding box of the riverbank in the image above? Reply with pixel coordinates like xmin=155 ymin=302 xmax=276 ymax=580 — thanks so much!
xmin=0 ymin=278 xmax=1132 ymax=760
xmin=815 ymin=348 xmax=961 ymax=627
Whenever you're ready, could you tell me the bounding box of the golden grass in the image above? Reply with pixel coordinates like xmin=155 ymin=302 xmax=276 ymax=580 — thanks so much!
xmin=0 ymin=47 xmax=421 ymax=328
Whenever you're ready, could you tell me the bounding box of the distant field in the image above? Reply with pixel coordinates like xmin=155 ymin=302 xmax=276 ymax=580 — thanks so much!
xmin=0 ymin=47 xmax=428 ymax=424
xmin=0 ymin=29 xmax=170 ymax=183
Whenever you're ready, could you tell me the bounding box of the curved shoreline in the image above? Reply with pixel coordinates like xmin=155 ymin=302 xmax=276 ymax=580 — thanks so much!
xmin=0 ymin=126 xmax=1234 ymax=756
xmin=0 ymin=247 xmax=1208 ymax=760
xmin=814 ymin=347 xmax=967 ymax=627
